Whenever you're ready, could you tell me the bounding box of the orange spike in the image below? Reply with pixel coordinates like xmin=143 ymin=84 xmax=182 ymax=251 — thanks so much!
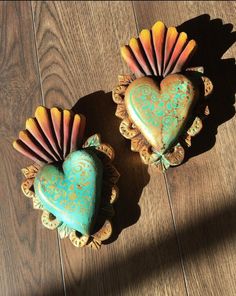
xmin=121 ymin=46 xmax=144 ymax=78
xmin=152 ymin=21 xmax=166 ymax=76
xmin=13 ymin=140 xmax=46 ymax=165
xmin=51 ymin=107 xmax=62 ymax=151
xmin=171 ymin=39 xmax=197 ymax=74
xmin=19 ymin=130 xmax=53 ymax=163
xmin=69 ymin=114 xmax=86 ymax=152
xmin=139 ymin=29 xmax=158 ymax=75
xmin=129 ymin=37 xmax=152 ymax=75
xmin=63 ymin=110 xmax=72 ymax=158
xmin=163 ymin=32 xmax=187 ymax=76
xmin=26 ymin=118 xmax=58 ymax=161
xmin=70 ymin=114 xmax=81 ymax=152
xmin=35 ymin=106 xmax=61 ymax=160
xmin=77 ymin=114 xmax=86 ymax=145
xmin=163 ymin=27 xmax=178 ymax=74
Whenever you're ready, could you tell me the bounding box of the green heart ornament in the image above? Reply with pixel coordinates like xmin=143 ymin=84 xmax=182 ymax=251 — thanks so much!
xmin=34 ymin=149 xmax=103 ymax=236
xmin=125 ymin=74 xmax=199 ymax=154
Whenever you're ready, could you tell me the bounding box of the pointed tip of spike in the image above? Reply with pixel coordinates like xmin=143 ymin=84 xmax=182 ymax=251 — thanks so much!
xmin=152 ymin=21 xmax=165 ymax=30
xmin=120 ymin=45 xmax=129 ymax=57
xmin=35 ymin=105 xmax=47 ymax=117
xmin=139 ymin=29 xmax=150 ymax=39
xmin=12 ymin=140 xmax=17 ymax=149
xmin=129 ymin=37 xmax=138 ymax=48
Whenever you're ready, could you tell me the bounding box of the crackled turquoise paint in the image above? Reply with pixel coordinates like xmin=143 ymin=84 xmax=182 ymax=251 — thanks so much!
xmin=34 ymin=149 xmax=103 ymax=235
xmin=126 ymin=74 xmax=198 ymax=153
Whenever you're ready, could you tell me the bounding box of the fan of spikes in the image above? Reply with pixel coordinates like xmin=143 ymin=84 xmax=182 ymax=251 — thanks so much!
xmin=121 ymin=21 xmax=197 ymax=78
xmin=13 ymin=106 xmax=86 ymax=165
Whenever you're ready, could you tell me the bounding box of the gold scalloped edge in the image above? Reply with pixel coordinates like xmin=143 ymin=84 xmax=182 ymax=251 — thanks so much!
xmin=21 ymin=163 xmax=40 ymax=179
xmin=96 ymin=143 xmax=115 ymax=161
xmin=21 ymin=178 xmax=35 ymax=198
xmin=69 ymin=231 xmax=89 ymax=247
xmin=69 ymin=220 xmax=113 ymax=250
xmin=110 ymin=185 xmax=119 ymax=204
xmin=41 ymin=211 xmax=61 ymax=230
xmin=119 ymin=118 xmax=140 ymax=139
xmin=20 ymin=135 xmax=119 ymax=249
xmin=113 ymin=71 xmax=213 ymax=168
xmin=201 ymin=76 xmax=213 ymax=97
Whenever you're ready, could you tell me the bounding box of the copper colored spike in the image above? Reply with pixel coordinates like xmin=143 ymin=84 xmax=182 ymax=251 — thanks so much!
xmin=70 ymin=114 xmax=81 ymax=152
xmin=51 ymin=107 xmax=62 ymax=151
xmin=163 ymin=32 xmax=188 ymax=76
xmin=139 ymin=29 xmax=158 ymax=75
xmin=129 ymin=38 xmax=152 ymax=75
xmin=19 ymin=130 xmax=53 ymax=163
xmin=163 ymin=27 xmax=178 ymax=74
xmin=152 ymin=21 xmax=166 ymax=76
xmin=171 ymin=39 xmax=197 ymax=74
xmin=121 ymin=46 xmax=144 ymax=78
xmin=13 ymin=140 xmax=46 ymax=165
xmin=35 ymin=106 xmax=61 ymax=160
xmin=26 ymin=118 xmax=58 ymax=161
xmin=63 ymin=110 xmax=72 ymax=158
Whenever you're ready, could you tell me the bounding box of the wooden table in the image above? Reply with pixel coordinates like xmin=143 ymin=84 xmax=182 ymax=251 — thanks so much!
xmin=1 ymin=1 xmax=235 ymax=295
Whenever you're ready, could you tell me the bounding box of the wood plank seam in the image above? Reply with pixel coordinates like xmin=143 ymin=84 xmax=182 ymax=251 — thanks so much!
xmin=164 ymin=172 xmax=189 ymax=296
xmin=131 ymin=2 xmax=190 ymax=294
xmin=30 ymin=1 xmax=66 ymax=295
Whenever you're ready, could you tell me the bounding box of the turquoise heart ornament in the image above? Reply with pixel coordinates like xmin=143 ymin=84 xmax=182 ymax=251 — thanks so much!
xmin=125 ymin=74 xmax=199 ymax=154
xmin=34 ymin=149 xmax=103 ymax=235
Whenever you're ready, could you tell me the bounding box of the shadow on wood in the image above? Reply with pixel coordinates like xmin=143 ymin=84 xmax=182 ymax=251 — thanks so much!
xmin=178 ymin=14 xmax=236 ymax=161
xmin=72 ymin=91 xmax=150 ymax=243
xmin=43 ymin=195 xmax=236 ymax=295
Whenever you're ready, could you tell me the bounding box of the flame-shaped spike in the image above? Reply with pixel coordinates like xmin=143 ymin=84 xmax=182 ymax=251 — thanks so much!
xmin=26 ymin=118 xmax=58 ymax=161
xmin=152 ymin=21 xmax=166 ymax=76
xmin=13 ymin=107 xmax=86 ymax=164
xmin=129 ymin=38 xmax=152 ymax=75
xmin=121 ymin=20 xmax=197 ymax=78
xmin=70 ymin=114 xmax=86 ymax=153
xmin=139 ymin=29 xmax=158 ymax=75
xmin=19 ymin=130 xmax=53 ymax=163
xmin=163 ymin=27 xmax=178 ymax=73
xmin=51 ymin=107 xmax=62 ymax=151
xmin=13 ymin=140 xmax=46 ymax=165
xmin=163 ymin=32 xmax=188 ymax=76
xmin=63 ymin=110 xmax=72 ymax=158
xmin=121 ymin=46 xmax=144 ymax=78
xmin=35 ymin=106 xmax=61 ymax=160
xmin=171 ymin=39 xmax=197 ymax=74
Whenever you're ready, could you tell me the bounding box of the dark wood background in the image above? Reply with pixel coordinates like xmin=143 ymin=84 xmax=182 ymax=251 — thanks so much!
xmin=0 ymin=1 xmax=235 ymax=295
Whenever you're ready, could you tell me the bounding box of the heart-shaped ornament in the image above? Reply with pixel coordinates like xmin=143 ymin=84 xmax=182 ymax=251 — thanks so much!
xmin=34 ymin=149 xmax=103 ymax=235
xmin=125 ymin=74 xmax=199 ymax=153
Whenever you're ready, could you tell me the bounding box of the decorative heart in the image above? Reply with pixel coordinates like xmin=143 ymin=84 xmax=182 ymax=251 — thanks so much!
xmin=125 ymin=74 xmax=198 ymax=153
xmin=34 ymin=150 xmax=103 ymax=235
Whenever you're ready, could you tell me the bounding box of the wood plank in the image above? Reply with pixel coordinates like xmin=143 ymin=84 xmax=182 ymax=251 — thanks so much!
xmin=0 ymin=2 xmax=64 ymax=295
xmin=133 ymin=1 xmax=236 ymax=295
xmin=32 ymin=1 xmax=187 ymax=295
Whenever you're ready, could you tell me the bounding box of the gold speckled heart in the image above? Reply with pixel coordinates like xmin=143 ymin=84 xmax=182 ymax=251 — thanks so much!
xmin=113 ymin=20 xmax=213 ymax=171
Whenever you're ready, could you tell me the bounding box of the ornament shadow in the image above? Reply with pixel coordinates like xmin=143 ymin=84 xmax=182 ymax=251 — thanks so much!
xmin=43 ymin=195 xmax=236 ymax=295
xmin=177 ymin=14 xmax=236 ymax=161
xmin=72 ymin=91 xmax=150 ymax=243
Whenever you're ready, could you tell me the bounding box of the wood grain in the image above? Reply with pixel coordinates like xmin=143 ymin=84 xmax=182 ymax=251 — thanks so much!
xmin=32 ymin=1 xmax=187 ymax=295
xmin=0 ymin=2 xmax=64 ymax=295
xmin=133 ymin=1 xmax=236 ymax=295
